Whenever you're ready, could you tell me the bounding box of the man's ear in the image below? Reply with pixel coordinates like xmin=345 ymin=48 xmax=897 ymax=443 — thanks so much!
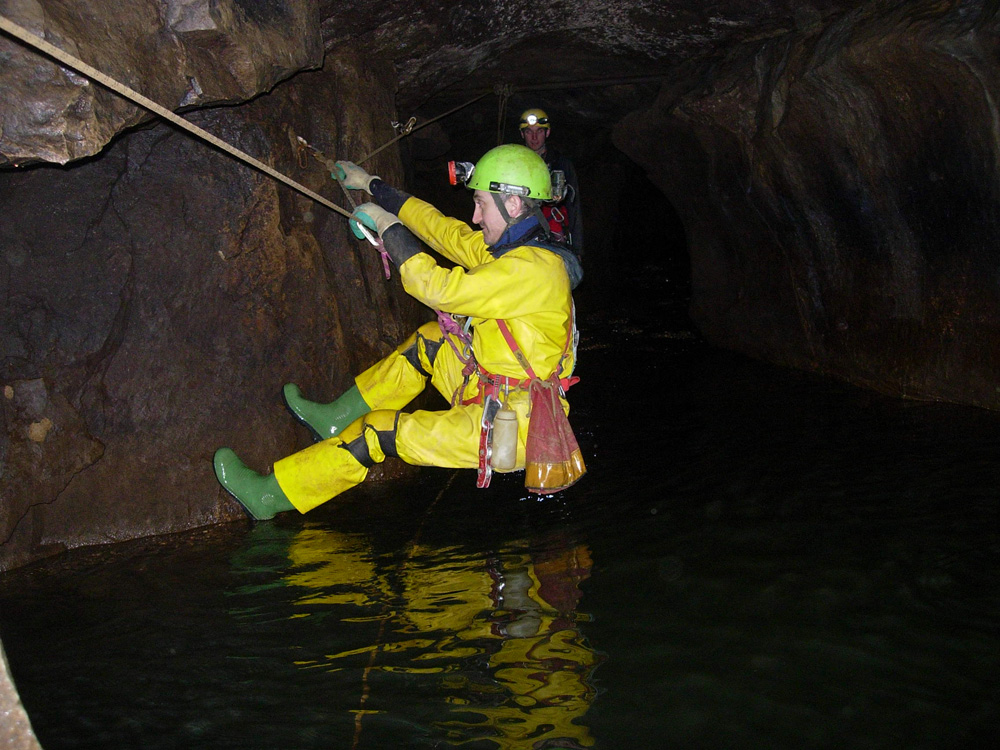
xmin=505 ymin=194 xmax=524 ymax=217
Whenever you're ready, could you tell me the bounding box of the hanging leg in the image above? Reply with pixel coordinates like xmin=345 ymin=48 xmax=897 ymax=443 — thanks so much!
xmin=283 ymin=321 xmax=445 ymax=441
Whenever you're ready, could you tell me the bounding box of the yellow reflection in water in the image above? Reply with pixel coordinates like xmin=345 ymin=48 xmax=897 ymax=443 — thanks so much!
xmin=273 ymin=525 xmax=601 ymax=748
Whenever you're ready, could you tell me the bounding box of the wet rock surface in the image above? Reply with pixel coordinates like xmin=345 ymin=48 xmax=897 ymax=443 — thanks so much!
xmin=0 ymin=642 xmax=40 ymax=749
xmin=0 ymin=0 xmax=322 ymax=165
xmin=1 ymin=50 xmax=426 ymax=571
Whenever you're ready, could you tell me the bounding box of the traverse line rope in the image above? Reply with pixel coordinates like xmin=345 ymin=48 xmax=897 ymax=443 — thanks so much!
xmin=2 ymin=15 xmax=532 ymax=223
xmin=357 ymin=91 xmax=490 ymax=165
xmin=0 ymin=13 xmax=353 ymax=218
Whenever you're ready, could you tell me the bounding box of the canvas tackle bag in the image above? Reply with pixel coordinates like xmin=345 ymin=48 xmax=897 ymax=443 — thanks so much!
xmin=497 ymin=319 xmax=586 ymax=494
xmin=524 ymin=375 xmax=587 ymax=493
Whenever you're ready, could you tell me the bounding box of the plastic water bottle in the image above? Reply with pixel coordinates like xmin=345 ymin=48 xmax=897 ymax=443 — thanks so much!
xmin=491 ymin=406 xmax=518 ymax=471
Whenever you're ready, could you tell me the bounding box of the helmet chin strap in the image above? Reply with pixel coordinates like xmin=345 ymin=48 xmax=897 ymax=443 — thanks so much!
xmin=491 ymin=192 xmax=515 ymax=226
xmin=534 ymin=205 xmax=553 ymax=239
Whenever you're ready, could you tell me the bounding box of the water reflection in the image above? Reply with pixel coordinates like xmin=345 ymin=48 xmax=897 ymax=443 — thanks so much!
xmin=227 ymin=523 xmax=602 ymax=748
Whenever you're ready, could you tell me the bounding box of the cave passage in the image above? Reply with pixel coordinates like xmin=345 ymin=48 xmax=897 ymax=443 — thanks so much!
xmin=1 ymin=248 xmax=997 ymax=749
xmin=4 ymin=2 xmax=1000 ymax=744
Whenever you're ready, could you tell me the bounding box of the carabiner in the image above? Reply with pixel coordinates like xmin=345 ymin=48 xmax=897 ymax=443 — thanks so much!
xmin=352 ymin=218 xmax=380 ymax=248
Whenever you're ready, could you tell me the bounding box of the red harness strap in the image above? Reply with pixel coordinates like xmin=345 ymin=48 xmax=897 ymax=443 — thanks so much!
xmin=461 ymin=371 xmax=579 ymax=406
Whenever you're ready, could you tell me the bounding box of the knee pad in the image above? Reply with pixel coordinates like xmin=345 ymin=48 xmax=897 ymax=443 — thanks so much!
xmin=402 ymin=332 xmax=443 ymax=377
xmin=342 ymin=410 xmax=400 ymax=468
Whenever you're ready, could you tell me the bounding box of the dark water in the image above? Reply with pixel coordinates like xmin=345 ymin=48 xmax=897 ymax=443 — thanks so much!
xmin=2 ymin=264 xmax=998 ymax=749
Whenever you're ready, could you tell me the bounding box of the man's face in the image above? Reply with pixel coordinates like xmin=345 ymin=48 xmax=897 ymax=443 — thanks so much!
xmin=521 ymin=125 xmax=548 ymax=154
xmin=472 ymin=190 xmax=513 ymax=245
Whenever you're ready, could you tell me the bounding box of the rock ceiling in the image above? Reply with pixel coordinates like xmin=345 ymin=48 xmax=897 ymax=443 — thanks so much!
xmin=0 ymin=0 xmax=881 ymax=166
xmin=344 ymin=0 xmax=858 ymax=117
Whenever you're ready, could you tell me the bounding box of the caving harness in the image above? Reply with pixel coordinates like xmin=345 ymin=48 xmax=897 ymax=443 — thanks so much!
xmin=433 ymin=215 xmax=585 ymax=489
xmin=437 ymin=300 xmax=579 ymax=489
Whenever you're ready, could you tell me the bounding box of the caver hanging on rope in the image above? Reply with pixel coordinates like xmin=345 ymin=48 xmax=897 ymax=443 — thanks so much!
xmin=215 ymin=143 xmax=586 ymax=520
xmin=350 ymin=145 xmax=584 ymax=490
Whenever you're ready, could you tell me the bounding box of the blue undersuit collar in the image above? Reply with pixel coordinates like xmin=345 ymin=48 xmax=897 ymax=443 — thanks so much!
xmin=492 ymin=216 xmax=541 ymax=249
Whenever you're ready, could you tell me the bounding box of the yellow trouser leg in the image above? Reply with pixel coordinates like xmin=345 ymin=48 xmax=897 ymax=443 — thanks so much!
xmin=355 ymin=321 xmax=444 ymax=410
xmin=273 ymin=438 xmax=369 ymax=513
xmin=273 ymin=410 xmax=398 ymax=513
xmin=394 ymin=395 xmax=529 ymax=470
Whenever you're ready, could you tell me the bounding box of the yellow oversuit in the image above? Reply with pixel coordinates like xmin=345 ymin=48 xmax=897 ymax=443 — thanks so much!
xmin=274 ymin=197 xmax=577 ymax=512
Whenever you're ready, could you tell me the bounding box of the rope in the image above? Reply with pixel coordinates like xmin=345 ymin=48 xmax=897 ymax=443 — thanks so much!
xmin=294 ymin=136 xmax=357 ymax=209
xmin=495 ymin=83 xmax=513 ymax=146
xmin=0 ymin=13 xmax=353 ymax=219
xmin=356 ymin=90 xmax=490 ymax=165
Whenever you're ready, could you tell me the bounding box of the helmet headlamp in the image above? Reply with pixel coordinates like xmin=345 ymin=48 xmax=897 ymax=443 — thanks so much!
xmin=456 ymin=144 xmax=553 ymax=200
xmin=488 ymin=181 xmax=531 ymax=197
xmin=447 ymin=160 xmax=475 ymax=186
xmin=518 ymin=108 xmax=551 ymax=130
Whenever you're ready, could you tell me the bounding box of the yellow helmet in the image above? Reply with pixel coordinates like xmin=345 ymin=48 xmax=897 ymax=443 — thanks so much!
xmin=519 ymin=108 xmax=551 ymax=129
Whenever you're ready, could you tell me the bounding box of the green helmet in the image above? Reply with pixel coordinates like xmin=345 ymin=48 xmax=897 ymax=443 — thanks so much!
xmin=467 ymin=144 xmax=552 ymax=200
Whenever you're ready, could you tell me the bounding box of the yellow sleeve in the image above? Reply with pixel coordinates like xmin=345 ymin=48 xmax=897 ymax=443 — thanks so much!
xmin=398 ymin=196 xmax=493 ymax=269
xmin=398 ymin=245 xmax=569 ymax=320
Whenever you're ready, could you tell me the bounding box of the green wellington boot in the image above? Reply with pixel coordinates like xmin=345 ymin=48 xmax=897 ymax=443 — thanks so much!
xmin=214 ymin=448 xmax=294 ymax=520
xmin=282 ymin=383 xmax=371 ymax=441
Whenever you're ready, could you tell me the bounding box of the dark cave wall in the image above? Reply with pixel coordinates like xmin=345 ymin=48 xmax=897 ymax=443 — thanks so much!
xmin=617 ymin=15 xmax=1000 ymax=408
xmin=0 ymin=51 xmax=426 ymax=572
